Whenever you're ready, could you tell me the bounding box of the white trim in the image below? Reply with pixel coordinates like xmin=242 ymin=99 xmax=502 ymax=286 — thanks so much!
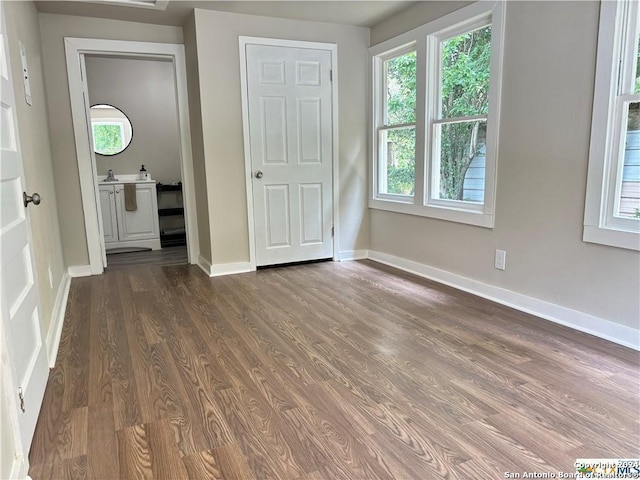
xmin=197 ymin=255 xmax=251 ymax=277
xmin=210 ymin=262 xmax=252 ymax=277
xmin=64 ymin=37 xmax=200 ymax=276
xmin=238 ymin=36 xmax=340 ymax=270
xmin=197 ymin=255 xmax=213 ymax=276
xmin=45 ymin=272 xmax=71 ymax=368
xmin=68 ymin=265 xmax=93 ymax=278
xmin=338 ymin=250 xmax=370 ymax=261
xmin=368 ymin=198 xmax=495 ymax=228
xmin=367 ymin=250 xmax=640 ymax=351
xmin=12 ymin=460 xmax=27 ymax=480
xmin=86 ymin=0 xmax=169 ymax=10
xmin=583 ymin=1 xmax=640 ymax=251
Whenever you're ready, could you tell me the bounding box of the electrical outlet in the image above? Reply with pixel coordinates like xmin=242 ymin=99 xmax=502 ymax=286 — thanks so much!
xmin=495 ymin=249 xmax=506 ymax=271
xmin=48 ymin=266 xmax=53 ymax=289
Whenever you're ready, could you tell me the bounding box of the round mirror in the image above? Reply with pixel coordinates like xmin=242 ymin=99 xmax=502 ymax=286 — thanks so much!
xmin=89 ymin=104 xmax=133 ymax=156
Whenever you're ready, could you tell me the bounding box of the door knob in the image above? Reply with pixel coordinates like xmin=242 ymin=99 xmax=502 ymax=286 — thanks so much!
xmin=255 ymin=170 xmax=263 ymax=179
xmin=23 ymin=192 xmax=41 ymax=207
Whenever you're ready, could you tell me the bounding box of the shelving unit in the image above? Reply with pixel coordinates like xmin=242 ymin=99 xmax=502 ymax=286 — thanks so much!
xmin=156 ymin=183 xmax=186 ymax=247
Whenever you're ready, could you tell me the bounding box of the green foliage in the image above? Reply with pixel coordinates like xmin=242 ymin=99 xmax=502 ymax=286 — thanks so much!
xmin=386 ymin=52 xmax=417 ymax=125
xmin=382 ymin=28 xmax=491 ymax=199
xmin=439 ymin=121 xmax=486 ymax=201
xmin=441 ymin=26 xmax=491 ymax=118
xmin=439 ymin=26 xmax=491 ymax=200
xmin=385 ymin=52 xmax=417 ymax=195
xmin=386 ymin=127 xmax=416 ymax=195
xmin=93 ymin=124 xmax=124 ymax=155
xmin=634 ymin=208 xmax=640 ymax=219
xmin=382 ymin=27 xmax=491 ymax=199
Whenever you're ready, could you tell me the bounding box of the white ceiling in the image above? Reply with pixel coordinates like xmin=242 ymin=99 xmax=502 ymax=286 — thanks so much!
xmin=35 ymin=0 xmax=418 ymax=28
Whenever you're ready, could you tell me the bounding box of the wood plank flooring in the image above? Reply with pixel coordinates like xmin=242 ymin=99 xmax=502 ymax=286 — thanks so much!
xmin=105 ymin=246 xmax=188 ymax=271
xmin=28 ymin=260 xmax=640 ymax=479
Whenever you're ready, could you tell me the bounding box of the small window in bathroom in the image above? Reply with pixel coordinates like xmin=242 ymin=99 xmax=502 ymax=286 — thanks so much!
xmin=92 ymin=121 xmax=126 ymax=155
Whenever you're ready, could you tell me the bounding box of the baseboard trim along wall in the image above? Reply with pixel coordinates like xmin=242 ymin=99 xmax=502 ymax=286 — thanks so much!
xmin=46 ymin=271 xmax=71 ymax=367
xmin=198 ymin=255 xmax=251 ymax=277
xmin=68 ymin=265 xmax=92 ymax=277
xmin=197 ymin=255 xmax=213 ymax=276
xmin=338 ymin=250 xmax=370 ymax=261
xmin=366 ymin=250 xmax=639 ymax=351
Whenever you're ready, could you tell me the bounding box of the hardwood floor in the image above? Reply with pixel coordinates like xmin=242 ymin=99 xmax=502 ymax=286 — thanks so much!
xmin=28 ymin=260 xmax=639 ymax=479
xmin=105 ymin=246 xmax=188 ymax=271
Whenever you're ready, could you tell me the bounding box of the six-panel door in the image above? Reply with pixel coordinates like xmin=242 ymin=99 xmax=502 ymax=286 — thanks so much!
xmin=246 ymin=44 xmax=334 ymax=267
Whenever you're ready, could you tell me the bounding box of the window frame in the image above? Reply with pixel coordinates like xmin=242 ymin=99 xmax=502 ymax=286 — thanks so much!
xmin=369 ymin=1 xmax=505 ymax=228
xmin=584 ymin=0 xmax=640 ymax=251
xmin=92 ymin=119 xmax=127 ymax=155
xmin=374 ymin=43 xmax=418 ymax=201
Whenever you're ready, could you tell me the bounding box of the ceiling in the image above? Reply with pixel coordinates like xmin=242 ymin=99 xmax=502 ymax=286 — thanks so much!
xmin=34 ymin=1 xmax=419 ymax=28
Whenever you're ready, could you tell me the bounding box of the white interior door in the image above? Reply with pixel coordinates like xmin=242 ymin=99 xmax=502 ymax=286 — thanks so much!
xmin=246 ymin=44 xmax=334 ymax=267
xmin=0 ymin=3 xmax=49 ymax=461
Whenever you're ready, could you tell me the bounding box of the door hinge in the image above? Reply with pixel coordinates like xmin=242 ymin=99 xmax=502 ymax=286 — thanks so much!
xmin=18 ymin=387 xmax=25 ymax=413
xmin=331 ymin=226 xmax=334 ymax=237
xmin=329 ymin=70 xmax=333 ymax=82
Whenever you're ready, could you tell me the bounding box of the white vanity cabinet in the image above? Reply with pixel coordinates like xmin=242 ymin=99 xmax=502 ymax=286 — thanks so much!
xmin=98 ymin=181 xmax=160 ymax=250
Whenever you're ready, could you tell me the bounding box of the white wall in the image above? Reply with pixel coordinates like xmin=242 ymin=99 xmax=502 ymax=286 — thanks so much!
xmin=85 ymin=55 xmax=182 ymax=184
xmin=191 ymin=9 xmax=370 ymax=266
xmin=38 ymin=12 xmax=183 ymax=267
xmin=183 ymin=13 xmax=212 ymax=262
xmin=369 ymin=1 xmax=640 ymax=332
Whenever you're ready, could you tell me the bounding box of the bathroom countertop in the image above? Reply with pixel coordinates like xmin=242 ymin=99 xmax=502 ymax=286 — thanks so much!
xmin=98 ymin=174 xmax=156 ymax=184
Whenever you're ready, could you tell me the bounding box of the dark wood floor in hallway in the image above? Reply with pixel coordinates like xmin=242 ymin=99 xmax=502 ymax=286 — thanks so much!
xmin=28 ymin=260 xmax=639 ymax=479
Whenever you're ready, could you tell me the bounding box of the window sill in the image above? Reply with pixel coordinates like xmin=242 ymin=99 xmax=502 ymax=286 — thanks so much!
xmin=369 ymin=197 xmax=494 ymax=228
xmin=583 ymin=225 xmax=640 ymax=251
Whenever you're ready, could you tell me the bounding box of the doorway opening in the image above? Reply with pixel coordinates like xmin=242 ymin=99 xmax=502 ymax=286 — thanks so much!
xmin=84 ymin=54 xmax=187 ymax=270
xmin=65 ymin=38 xmax=199 ymax=275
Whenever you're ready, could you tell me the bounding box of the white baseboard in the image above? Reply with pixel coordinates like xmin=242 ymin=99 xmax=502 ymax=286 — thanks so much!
xmin=368 ymin=250 xmax=640 ymax=351
xmin=210 ymin=261 xmax=251 ymax=277
xmin=68 ymin=265 xmax=92 ymax=277
xmin=46 ymin=272 xmax=71 ymax=367
xmin=338 ymin=249 xmax=369 ymax=261
xmin=197 ymin=255 xmax=211 ymax=276
xmin=198 ymin=255 xmax=251 ymax=277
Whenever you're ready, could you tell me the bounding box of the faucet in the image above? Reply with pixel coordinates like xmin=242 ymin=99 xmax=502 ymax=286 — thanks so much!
xmin=105 ymin=169 xmax=117 ymax=182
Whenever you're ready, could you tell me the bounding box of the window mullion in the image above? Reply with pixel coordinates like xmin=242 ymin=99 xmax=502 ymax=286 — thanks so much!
xmin=424 ymin=33 xmax=439 ymax=206
xmin=414 ymin=38 xmax=427 ymax=206
xmin=433 ymin=114 xmax=488 ymax=125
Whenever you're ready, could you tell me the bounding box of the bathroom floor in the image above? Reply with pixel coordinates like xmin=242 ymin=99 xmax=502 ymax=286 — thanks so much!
xmin=105 ymin=245 xmax=187 ymax=271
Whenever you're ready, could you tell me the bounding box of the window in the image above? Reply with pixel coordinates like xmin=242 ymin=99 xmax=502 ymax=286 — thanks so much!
xmin=370 ymin=2 xmax=505 ymax=228
xmin=584 ymin=0 xmax=640 ymax=251
xmin=377 ymin=48 xmax=417 ymax=197
xmin=431 ymin=24 xmax=490 ymax=205
xmin=92 ymin=121 xmax=126 ymax=155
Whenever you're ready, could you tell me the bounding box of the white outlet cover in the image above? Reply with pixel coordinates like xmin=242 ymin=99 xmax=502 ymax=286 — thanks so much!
xmin=495 ymin=249 xmax=506 ymax=270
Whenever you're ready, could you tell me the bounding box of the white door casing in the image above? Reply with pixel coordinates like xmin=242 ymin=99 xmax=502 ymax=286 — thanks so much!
xmin=64 ymin=38 xmax=199 ymax=274
xmin=0 ymin=3 xmax=49 ymax=471
xmin=245 ymin=42 xmax=335 ymax=267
